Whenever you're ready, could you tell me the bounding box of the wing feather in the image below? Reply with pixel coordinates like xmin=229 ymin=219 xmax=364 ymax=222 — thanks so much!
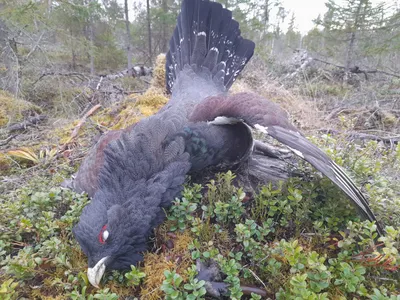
xmin=189 ymin=92 xmax=384 ymax=236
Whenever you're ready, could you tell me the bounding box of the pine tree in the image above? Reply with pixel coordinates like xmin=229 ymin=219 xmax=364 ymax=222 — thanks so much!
xmin=316 ymin=0 xmax=390 ymax=70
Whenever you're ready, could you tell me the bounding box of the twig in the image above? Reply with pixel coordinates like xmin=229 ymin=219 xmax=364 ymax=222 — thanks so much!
xmin=24 ymin=31 xmax=45 ymax=60
xmin=32 ymin=71 xmax=89 ymax=85
xmin=245 ymin=268 xmax=268 ymax=291
xmin=96 ymin=76 xmax=104 ymax=90
xmin=240 ymin=285 xmax=268 ymax=297
xmin=0 ymin=135 xmax=16 ymax=146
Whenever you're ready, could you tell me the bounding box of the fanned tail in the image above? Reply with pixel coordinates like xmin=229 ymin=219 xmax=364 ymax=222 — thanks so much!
xmin=166 ymin=0 xmax=255 ymax=94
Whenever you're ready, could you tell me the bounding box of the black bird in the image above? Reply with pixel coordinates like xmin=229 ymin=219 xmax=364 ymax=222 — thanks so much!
xmin=72 ymin=0 xmax=383 ymax=288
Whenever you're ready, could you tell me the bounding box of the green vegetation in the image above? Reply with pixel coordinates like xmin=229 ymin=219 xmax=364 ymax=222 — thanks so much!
xmin=0 ymin=134 xmax=399 ymax=298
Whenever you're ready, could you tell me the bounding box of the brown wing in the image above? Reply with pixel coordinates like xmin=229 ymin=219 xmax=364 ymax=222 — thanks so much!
xmin=189 ymin=92 xmax=384 ymax=236
xmin=73 ymin=124 xmax=136 ymax=197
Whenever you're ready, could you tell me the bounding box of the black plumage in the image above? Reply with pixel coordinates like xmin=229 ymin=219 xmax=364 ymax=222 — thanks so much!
xmin=72 ymin=0 xmax=382 ymax=288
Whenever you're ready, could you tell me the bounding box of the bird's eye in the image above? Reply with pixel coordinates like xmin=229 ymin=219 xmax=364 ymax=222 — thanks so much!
xmin=98 ymin=225 xmax=109 ymax=244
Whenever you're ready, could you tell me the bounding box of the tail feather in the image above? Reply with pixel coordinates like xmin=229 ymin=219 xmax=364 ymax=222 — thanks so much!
xmin=166 ymin=0 xmax=255 ymax=94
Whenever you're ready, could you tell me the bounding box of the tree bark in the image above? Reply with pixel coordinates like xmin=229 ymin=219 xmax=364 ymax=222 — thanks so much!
xmin=47 ymin=0 xmax=52 ymax=15
xmin=161 ymin=0 xmax=168 ymax=53
xmin=124 ymin=0 xmax=133 ymax=75
xmin=263 ymin=0 xmax=270 ymax=35
xmin=0 ymin=17 xmax=19 ymax=95
xmin=89 ymin=0 xmax=95 ymax=75
xmin=345 ymin=0 xmax=364 ymax=71
xmin=146 ymin=0 xmax=153 ymax=64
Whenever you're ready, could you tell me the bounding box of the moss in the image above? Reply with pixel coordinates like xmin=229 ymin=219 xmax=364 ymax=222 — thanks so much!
xmin=111 ymin=90 xmax=168 ymax=130
xmin=140 ymin=231 xmax=193 ymax=300
xmin=0 ymin=90 xmax=41 ymax=127
xmin=150 ymin=54 xmax=167 ymax=93
xmin=380 ymin=111 xmax=398 ymax=127
xmin=0 ymin=152 xmax=12 ymax=174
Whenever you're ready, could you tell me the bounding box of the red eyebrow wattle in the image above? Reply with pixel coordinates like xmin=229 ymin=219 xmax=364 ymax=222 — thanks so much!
xmin=98 ymin=224 xmax=108 ymax=244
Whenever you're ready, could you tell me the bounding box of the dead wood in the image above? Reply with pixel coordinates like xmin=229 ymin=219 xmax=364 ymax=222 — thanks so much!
xmin=240 ymin=285 xmax=269 ymax=297
xmin=58 ymin=104 xmax=102 ymax=154
xmin=325 ymin=107 xmax=370 ymax=121
xmin=6 ymin=115 xmax=47 ymax=132
xmin=98 ymin=65 xmax=152 ymax=80
xmin=319 ymin=128 xmax=400 ymax=145
xmin=34 ymin=65 xmax=152 ymax=86
xmin=69 ymin=104 xmax=102 ymax=142
xmin=32 ymin=72 xmax=89 ymax=85
xmin=313 ymin=57 xmax=400 ymax=79
xmin=0 ymin=134 xmax=16 ymax=146
xmin=288 ymin=50 xmax=400 ymax=81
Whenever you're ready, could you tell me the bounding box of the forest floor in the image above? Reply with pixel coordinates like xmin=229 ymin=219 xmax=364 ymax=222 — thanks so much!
xmin=0 ymin=58 xmax=400 ymax=299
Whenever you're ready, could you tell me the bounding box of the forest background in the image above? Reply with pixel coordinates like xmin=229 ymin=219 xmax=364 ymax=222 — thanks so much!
xmin=0 ymin=0 xmax=400 ymax=299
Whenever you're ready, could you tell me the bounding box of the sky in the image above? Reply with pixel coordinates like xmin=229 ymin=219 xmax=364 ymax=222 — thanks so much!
xmin=281 ymin=0 xmax=326 ymax=33
xmin=119 ymin=0 xmax=399 ymax=35
xmin=281 ymin=0 xmax=398 ymax=34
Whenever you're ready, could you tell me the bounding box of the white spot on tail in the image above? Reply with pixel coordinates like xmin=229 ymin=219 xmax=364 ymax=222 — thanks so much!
xmin=255 ymin=124 xmax=268 ymax=134
xmin=210 ymin=47 xmax=219 ymax=53
xmin=287 ymin=146 xmax=304 ymax=158
xmin=209 ymin=116 xmax=241 ymax=125
xmin=198 ymin=31 xmax=206 ymax=36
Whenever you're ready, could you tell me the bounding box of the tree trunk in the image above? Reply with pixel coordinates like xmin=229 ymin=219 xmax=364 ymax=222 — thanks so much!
xmin=0 ymin=18 xmax=19 ymax=95
xmin=47 ymin=0 xmax=52 ymax=15
xmin=89 ymin=25 xmax=95 ymax=75
xmin=345 ymin=31 xmax=356 ymax=71
xmin=124 ymin=0 xmax=133 ymax=75
xmin=89 ymin=1 xmax=95 ymax=75
xmin=68 ymin=26 xmax=77 ymax=70
xmin=146 ymin=0 xmax=153 ymax=64
xmin=161 ymin=0 xmax=168 ymax=53
xmin=263 ymin=0 xmax=270 ymax=35
xmin=345 ymin=0 xmax=364 ymax=71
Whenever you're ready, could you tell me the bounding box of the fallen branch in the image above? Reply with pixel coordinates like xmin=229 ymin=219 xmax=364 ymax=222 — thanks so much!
xmin=240 ymin=285 xmax=268 ymax=297
xmin=98 ymin=65 xmax=152 ymax=80
xmin=69 ymin=104 xmax=102 ymax=142
xmin=314 ymin=58 xmax=400 ymax=79
xmin=319 ymin=128 xmax=400 ymax=145
xmin=32 ymin=71 xmax=89 ymax=85
xmin=325 ymin=107 xmax=369 ymax=121
xmin=0 ymin=135 xmax=16 ymax=146
xmin=6 ymin=115 xmax=47 ymax=132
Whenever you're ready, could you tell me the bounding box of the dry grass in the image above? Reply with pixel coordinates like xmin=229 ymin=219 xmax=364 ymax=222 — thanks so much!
xmin=232 ymin=75 xmax=324 ymax=131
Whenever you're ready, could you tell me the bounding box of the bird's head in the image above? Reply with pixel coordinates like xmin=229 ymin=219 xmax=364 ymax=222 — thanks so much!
xmin=73 ymin=189 xmax=158 ymax=287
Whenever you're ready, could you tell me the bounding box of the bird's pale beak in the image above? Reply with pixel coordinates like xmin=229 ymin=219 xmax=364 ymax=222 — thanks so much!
xmin=87 ymin=256 xmax=108 ymax=288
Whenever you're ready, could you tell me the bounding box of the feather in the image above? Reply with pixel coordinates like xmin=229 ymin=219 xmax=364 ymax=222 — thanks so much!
xmin=165 ymin=0 xmax=255 ymax=94
xmin=189 ymin=92 xmax=384 ymax=236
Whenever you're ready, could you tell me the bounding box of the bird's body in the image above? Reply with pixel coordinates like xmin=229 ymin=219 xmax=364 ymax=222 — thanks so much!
xmin=72 ymin=0 xmax=382 ymax=288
